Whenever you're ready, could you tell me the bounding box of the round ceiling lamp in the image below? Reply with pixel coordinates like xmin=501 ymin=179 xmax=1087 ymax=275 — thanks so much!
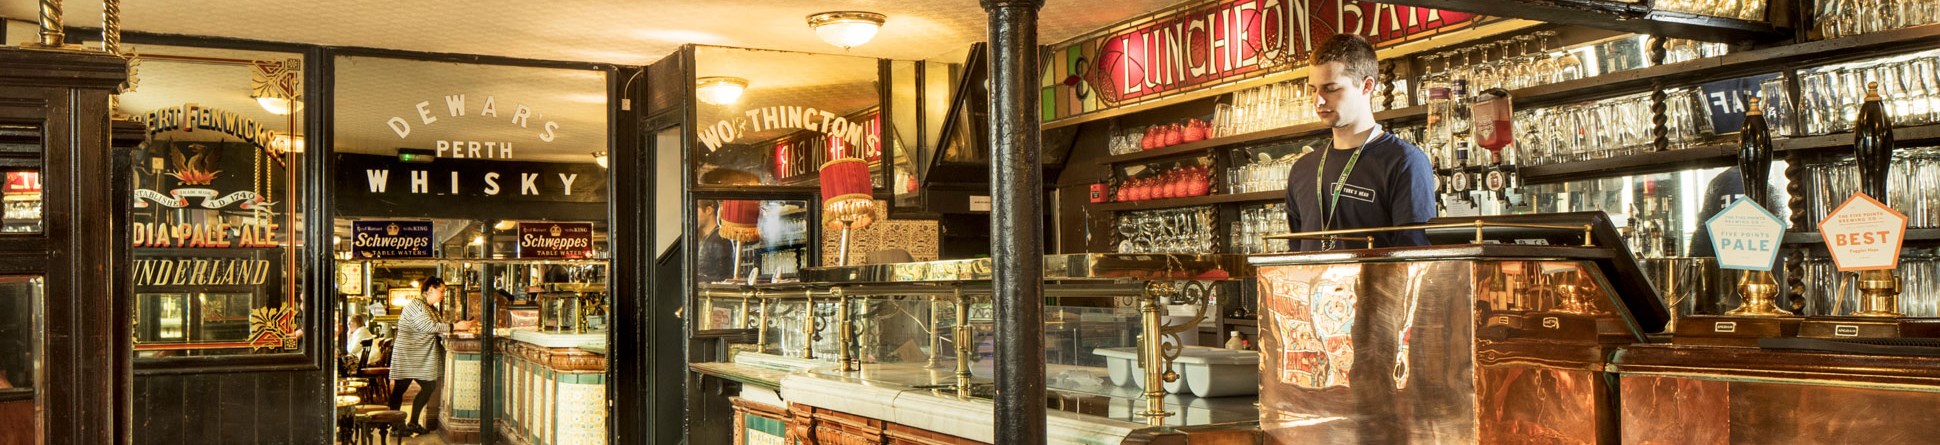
xmin=253 ymin=94 xmax=303 ymax=115
xmin=593 ymin=151 xmax=609 ymax=168
xmin=808 ymin=11 xmax=886 ymax=50
xmin=696 ymin=76 xmax=749 ymax=106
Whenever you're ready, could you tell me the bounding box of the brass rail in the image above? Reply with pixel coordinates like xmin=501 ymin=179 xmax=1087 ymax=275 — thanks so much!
xmin=1264 ymin=220 xmax=1596 ymax=247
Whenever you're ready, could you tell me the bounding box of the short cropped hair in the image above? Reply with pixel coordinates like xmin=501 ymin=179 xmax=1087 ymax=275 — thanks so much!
xmin=421 ymin=277 xmax=445 ymax=293
xmin=1310 ymin=34 xmax=1379 ymax=84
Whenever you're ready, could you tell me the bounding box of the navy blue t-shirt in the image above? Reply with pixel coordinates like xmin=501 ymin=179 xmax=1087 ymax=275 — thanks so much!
xmin=1283 ymin=132 xmax=1437 ymax=251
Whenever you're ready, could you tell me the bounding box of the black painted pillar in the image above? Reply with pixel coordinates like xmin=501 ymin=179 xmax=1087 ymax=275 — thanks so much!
xmin=981 ymin=0 xmax=1046 ymax=443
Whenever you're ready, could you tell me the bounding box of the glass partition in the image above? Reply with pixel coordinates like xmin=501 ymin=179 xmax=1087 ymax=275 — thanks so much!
xmin=331 ymin=54 xmax=611 ymax=442
xmin=111 ymin=44 xmax=309 ymax=358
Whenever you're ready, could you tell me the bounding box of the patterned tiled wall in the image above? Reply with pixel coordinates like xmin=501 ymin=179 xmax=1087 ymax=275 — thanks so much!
xmin=820 ymin=214 xmax=940 ymax=267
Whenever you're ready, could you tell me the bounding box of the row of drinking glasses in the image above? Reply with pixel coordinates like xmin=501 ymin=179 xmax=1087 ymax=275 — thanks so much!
xmin=1114 ymin=206 xmax=1216 ymax=254
xmin=1805 ymin=148 xmax=1940 ymax=230
xmin=1659 ymin=0 xmax=1769 ymax=21
xmin=1663 ymin=38 xmax=1734 ymax=65
xmin=1419 ymin=31 xmax=1582 ymax=95
xmin=1798 ymin=54 xmax=1940 ymax=134
xmin=1802 ymin=250 xmax=1940 ymax=317
xmin=1817 ymin=0 xmax=1940 ymax=40
xmin=1232 ymin=204 xmax=1291 ymax=254
xmin=1516 ymin=90 xmax=1710 ymax=167
xmin=1228 ymin=155 xmax=1299 ymax=194
xmin=1214 ymin=80 xmax=1317 ymax=138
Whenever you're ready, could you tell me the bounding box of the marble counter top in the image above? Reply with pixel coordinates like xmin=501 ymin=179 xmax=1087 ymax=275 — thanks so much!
xmin=507 ymin=329 xmax=606 ymax=349
xmin=694 ymin=352 xmax=1261 ymax=444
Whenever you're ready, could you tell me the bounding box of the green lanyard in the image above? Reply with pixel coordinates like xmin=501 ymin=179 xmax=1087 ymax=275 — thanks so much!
xmin=1315 ymin=133 xmax=1374 ymax=233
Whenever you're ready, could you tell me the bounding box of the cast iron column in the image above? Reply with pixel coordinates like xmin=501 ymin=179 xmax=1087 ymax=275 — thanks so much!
xmin=983 ymin=0 xmax=1047 ymax=443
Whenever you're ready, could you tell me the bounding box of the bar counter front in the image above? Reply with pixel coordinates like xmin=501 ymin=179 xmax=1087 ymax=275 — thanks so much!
xmin=691 ymin=215 xmax=1940 ymax=444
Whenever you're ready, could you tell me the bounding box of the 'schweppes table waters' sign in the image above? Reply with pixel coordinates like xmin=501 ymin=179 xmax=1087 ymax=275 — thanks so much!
xmin=351 ymin=220 xmax=435 ymax=258
xmin=1042 ymin=0 xmax=1477 ymax=120
xmin=1705 ymin=198 xmax=1786 ymax=271
xmin=1819 ymin=193 xmax=1908 ymax=271
xmin=518 ymin=222 xmax=594 ymax=259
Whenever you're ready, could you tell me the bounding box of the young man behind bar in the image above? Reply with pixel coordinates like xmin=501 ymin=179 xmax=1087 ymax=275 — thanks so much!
xmin=1284 ymin=34 xmax=1437 ymax=251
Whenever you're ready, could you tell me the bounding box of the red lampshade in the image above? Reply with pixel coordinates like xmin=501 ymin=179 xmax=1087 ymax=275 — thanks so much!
xmin=718 ymin=200 xmax=762 ymax=243
xmin=819 ymin=157 xmax=877 ymax=229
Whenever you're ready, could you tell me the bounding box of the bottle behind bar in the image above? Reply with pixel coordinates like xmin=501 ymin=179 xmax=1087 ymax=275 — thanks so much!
xmin=1854 ymin=81 xmax=1894 ymax=202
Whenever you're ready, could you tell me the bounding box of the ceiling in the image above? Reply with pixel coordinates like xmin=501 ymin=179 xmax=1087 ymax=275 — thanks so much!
xmin=3 ymin=0 xmax=1187 ymax=66
xmin=694 ymin=46 xmax=881 ymax=144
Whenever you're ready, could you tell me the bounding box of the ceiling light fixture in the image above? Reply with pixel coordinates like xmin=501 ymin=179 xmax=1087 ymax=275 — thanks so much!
xmin=696 ymin=76 xmax=749 ymax=106
xmin=808 ymin=11 xmax=886 ymax=50
xmin=252 ymin=93 xmax=303 ymax=116
xmin=593 ymin=151 xmax=609 ymax=168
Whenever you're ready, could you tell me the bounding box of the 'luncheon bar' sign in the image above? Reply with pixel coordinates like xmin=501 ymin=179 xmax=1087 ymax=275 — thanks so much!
xmin=1043 ymin=0 xmax=1476 ymax=120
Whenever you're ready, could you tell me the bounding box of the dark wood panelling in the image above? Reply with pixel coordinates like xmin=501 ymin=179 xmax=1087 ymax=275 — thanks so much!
xmin=0 ymin=397 xmax=29 ymax=445
xmin=133 ymin=370 xmax=330 ymax=445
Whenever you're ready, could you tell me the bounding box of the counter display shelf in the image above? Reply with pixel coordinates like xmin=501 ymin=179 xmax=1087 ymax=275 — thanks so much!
xmin=693 ymin=254 xmax=1261 ymax=444
xmin=494 ymin=330 xmax=607 ymax=445
xmin=695 ymin=352 xmax=1262 ymax=444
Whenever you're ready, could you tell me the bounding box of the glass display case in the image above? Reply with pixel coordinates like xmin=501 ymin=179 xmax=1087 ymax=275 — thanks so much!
xmin=694 ymin=254 xmax=1258 ymax=430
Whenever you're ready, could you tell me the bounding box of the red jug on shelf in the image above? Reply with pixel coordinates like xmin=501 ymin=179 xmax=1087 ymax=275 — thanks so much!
xmin=1142 ymin=126 xmax=1162 ymax=150
xmin=1189 ymin=167 xmax=1210 ymax=196
xmin=1163 ymin=170 xmax=1182 ymax=199
xmin=1164 ymin=123 xmax=1186 ymax=146
xmin=1184 ymin=119 xmax=1210 ymax=142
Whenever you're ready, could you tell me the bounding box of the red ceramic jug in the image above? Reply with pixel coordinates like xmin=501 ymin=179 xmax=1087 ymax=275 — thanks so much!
xmin=1184 ymin=119 xmax=1209 ymax=142
xmin=1164 ymin=124 xmax=1185 ymax=146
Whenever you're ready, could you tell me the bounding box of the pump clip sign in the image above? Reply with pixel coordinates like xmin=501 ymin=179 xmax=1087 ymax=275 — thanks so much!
xmin=1045 ymin=0 xmax=1476 ymax=118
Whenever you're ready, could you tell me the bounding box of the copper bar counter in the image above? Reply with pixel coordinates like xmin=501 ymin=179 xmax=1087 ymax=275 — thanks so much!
xmin=1247 ymin=243 xmax=1668 ymax=444
xmin=1613 ymin=344 xmax=1940 ymax=444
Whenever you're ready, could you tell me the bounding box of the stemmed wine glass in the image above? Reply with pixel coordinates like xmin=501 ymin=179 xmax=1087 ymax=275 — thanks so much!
xmin=1532 ymin=32 xmax=1559 ymax=85
xmin=1509 ymin=35 xmax=1538 ymax=90
xmin=1554 ymin=39 xmax=1585 ymax=83
xmin=1472 ymin=43 xmax=1500 ymax=91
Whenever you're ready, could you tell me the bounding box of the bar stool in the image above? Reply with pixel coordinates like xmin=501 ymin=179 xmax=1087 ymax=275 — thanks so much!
xmin=364 ymin=410 xmax=408 ymax=445
xmin=334 ymin=396 xmax=360 ymax=444
xmin=350 ymin=405 xmax=389 ymax=444
xmin=340 ymin=379 xmax=372 ymax=403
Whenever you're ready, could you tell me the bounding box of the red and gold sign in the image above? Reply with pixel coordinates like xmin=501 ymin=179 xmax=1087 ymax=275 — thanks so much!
xmin=819 ymin=158 xmax=877 ymax=230
xmin=1043 ymin=0 xmax=1478 ymax=120
xmin=3 ymin=171 xmax=40 ymax=194
xmin=719 ymin=200 xmax=764 ymax=243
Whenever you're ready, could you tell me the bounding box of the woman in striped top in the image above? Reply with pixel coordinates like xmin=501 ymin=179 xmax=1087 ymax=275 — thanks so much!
xmin=388 ymin=277 xmax=478 ymax=435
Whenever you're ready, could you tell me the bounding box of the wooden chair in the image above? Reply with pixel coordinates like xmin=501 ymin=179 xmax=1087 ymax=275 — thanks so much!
xmin=350 ymin=338 xmax=394 ymax=406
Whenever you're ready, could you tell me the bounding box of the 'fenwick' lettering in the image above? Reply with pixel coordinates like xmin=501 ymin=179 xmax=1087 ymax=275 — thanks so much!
xmin=1069 ymin=0 xmax=1475 ymax=104
xmin=132 ymin=258 xmax=272 ymax=287
xmin=362 ymin=169 xmax=582 ymax=196
xmin=386 ymin=94 xmax=561 ymax=147
xmin=140 ymin=103 xmax=286 ymax=152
